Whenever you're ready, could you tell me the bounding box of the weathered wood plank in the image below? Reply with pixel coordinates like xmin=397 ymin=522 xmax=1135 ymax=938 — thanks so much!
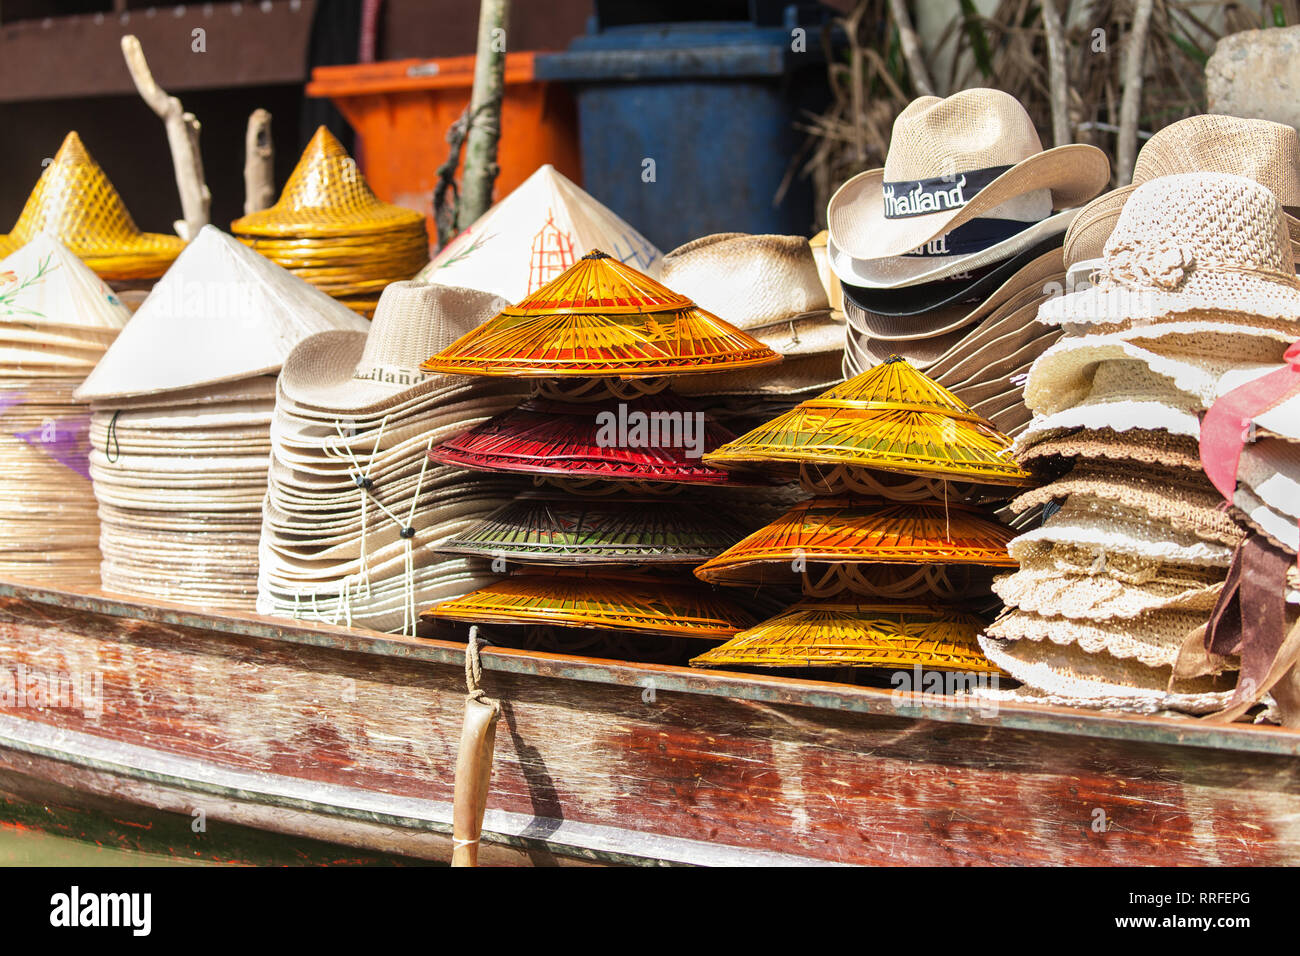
xmin=0 ymin=581 xmax=1298 ymax=865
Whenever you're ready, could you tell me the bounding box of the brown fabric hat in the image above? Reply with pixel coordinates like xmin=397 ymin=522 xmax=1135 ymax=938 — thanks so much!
xmin=1064 ymin=114 xmax=1300 ymax=268
xmin=1015 ymin=426 xmax=1204 ymax=471
xmin=987 ymin=604 xmax=1213 ymax=669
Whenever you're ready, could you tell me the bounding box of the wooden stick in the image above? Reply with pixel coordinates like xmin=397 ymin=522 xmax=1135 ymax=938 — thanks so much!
xmin=1041 ymin=0 xmax=1071 ymax=147
xmin=456 ymin=0 xmax=510 ymax=233
xmin=243 ymin=109 xmax=275 ymax=216
xmin=887 ymin=0 xmax=936 ymax=97
xmin=120 ymin=35 xmax=210 ymax=241
xmin=1116 ymin=0 xmax=1155 ymax=185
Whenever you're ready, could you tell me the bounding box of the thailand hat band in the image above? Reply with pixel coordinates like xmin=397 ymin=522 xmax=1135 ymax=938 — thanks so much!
xmin=826 ymin=88 xmax=1109 ymax=263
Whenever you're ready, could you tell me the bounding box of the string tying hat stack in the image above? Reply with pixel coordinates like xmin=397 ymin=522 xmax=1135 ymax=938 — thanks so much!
xmin=0 ymin=233 xmax=131 ymax=587
xmin=419 ymin=249 xmax=784 ymax=657
xmin=74 ymin=226 xmax=368 ymax=609
xmin=232 ymin=127 xmax=429 ymax=317
xmin=257 ymin=280 xmax=526 ymax=634
xmin=985 ymin=172 xmax=1300 ymax=714
xmin=692 ymin=356 xmax=1028 ymax=675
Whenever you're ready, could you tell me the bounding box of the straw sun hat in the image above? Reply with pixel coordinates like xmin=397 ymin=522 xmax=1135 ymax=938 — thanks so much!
xmin=1064 ymin=114 xmax=1300 ymax=270
xmin=826 ymin=88 xmax=1108 ymax=286
xmin=0 ymin=132 xmax=186 ymax=281
xmin=1038 ymin=172 xmax=1300 ymax=330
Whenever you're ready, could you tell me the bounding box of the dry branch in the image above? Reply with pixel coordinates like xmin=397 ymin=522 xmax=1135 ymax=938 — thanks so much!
xmin=243 ymin=109 xmax=275 ymax=216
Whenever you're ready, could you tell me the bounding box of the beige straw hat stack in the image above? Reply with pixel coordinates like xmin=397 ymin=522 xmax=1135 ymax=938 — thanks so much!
xmin=257 ymin=281 xmax=526 ymax=634
xmin=825 ymin=89 xmax=1110 ymax=436
xmin=0 ymin=233 xmax=131 ymax=588
xmin=74 ymin=226 xmax=368 ymax=610
xmin=662 ymin=233 xmax=843 ymax=431
xmin=982 ymin=171 xmax=1300 ymax=711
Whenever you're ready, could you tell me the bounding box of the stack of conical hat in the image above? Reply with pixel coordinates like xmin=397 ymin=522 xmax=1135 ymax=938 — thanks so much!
xmin=421 ymin=250 xmax=781 ymax=650
xmin=75 ymin=226 xmax=368 ymax=610
xmin=232 ymin=127 xmax=429 ymax=317
xmin=0 ymin=132 xmax=187 ymax=282
xmin=257 ymin=280 xmax=527 ymax=634
xmin=692 ymin=357 xmax=1027 ymax=673
xmin=0 ymin=233 xmax=131 ymax=587
xmin=416 ymin=164 xmax=663 ymax=303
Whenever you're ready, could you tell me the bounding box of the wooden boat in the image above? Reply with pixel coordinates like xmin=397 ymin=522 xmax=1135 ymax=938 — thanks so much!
xmin=1 ymin=577 xmax=1298 ymax=866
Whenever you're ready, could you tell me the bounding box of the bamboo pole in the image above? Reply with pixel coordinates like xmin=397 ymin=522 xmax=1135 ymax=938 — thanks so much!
xmin=243 ymin=110 xmax=275 ymax=216
xmin=1041 ymin=0 xmax=1072 ymax=147
xmin=456 ymin=0 xmax=510 ymax=232
xmin=1116 ymin=0 xmax=1155 ymax=185
xmin=120 ymin=35 xmax=210 ymax=241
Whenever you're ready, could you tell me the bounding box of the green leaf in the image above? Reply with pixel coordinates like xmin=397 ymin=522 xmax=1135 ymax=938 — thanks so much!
xmin=958 ymin=0 xmax=994 ymax=78
xmin=1273 ymin=3 xmax=1287 ymax=27
xmin=1168 ymin=30 xmax=1208 ymax=66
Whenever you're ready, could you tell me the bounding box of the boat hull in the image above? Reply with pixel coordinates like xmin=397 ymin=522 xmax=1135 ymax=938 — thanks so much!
xmin=1 ymin=580 xmax=1299 ymax=866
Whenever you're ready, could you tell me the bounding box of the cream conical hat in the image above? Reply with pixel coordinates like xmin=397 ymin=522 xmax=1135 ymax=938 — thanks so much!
xmin=75 ymin=226 xmax=368 ymax=402
xmin=416 ymin=164 xmax=663 ymax=302
xmin=0 ymin=233 xmax=131 ymax=334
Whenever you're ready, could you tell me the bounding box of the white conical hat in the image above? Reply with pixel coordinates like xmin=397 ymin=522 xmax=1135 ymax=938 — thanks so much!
xmin=0 ymin=232 xmax=132 ymax=334
xmin=76 ymin=226 xmax=368 ymax=402
xmin=416 ymin=164 xmax=663 ymax=302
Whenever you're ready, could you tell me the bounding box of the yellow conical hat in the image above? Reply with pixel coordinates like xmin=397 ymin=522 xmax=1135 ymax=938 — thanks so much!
xmin=0 ymin=132 xmax=186 ymax=281
xmin=690 ymin=600 xmax=997 ymax=671
xmin=232 ymin=126 xmax=427 ymax=238
xmin=704 ymin=355 xmax=1032 ymax=485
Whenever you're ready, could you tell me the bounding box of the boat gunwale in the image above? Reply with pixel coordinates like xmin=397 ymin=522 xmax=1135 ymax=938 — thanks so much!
xmin=2 ymin=578 xmax=1298 ymax=758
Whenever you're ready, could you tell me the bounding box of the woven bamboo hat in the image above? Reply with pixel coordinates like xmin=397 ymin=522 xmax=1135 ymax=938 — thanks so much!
xmin=424 ymin=568 xmax=760 ymax=640
xmin=429 ymin=389 xmax=748 ymax=485
xmin=705 ymin=356 xmax=1032 ymax=485
xmin=422 ymin=250 xmax=781 ymax=378
xmin=278 ymin=280 xmax=508 ymax=414
xmin=826 ymin=89 xmax=1108 ymax=262
xmin=1039 ymin=173 xmax=1300 ymax=329
xmin=1 ymin=233 xmax=131 ymax=336
xmin=694 ymin=496 xmax=1015 ymax=586
xmin=418 ymin=164 xmax=663 ymax=301
xmin=691 ymin=600 xmax=996 ymax=671
xmin=75 ymin=226 xmax=367 ymax=402
xmin=442 ymin=491 xmax=739 ymax=565
xmin=0 ymin=132 xmax=186 ymax=281
xmin=1064 ymin=114 xmax=1300 ymax=269
xmin=233 ymin=126 xmax=425 ymax=238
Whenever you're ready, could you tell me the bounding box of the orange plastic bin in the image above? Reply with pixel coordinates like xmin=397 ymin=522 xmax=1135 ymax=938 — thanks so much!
xmin=307 ymin=53 xmax=582 ymax=237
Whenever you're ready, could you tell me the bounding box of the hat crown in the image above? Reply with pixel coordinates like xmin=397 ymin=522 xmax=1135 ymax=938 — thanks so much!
xmin=883 ymin=89 xmax=1045 ymax=183
xmin=1103 ymin=172 xmax=1293 ymax=277
xmin=355 ymin=280 xmax=507 ymax=380
xmin=660 ymin=233 xmax=830 ymax=330
xmin=1133 ymin=115 xmax=1300 ymax=206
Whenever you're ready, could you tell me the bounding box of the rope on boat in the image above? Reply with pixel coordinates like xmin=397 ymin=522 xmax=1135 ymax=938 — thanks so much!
xmin=452 ymin=628 xmax=502 ymax=867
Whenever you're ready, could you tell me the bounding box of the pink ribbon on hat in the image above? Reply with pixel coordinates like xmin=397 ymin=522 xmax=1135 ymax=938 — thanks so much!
xmin=1200 ymin=339 xmax=1300 ymax=564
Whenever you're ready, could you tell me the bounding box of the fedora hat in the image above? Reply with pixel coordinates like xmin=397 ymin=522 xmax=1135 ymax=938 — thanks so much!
xmin=0 ymin=132 xmax=186 ymax=281
xmin=1039 ymin=173 xmax=1300 ymax=331
xmin=661 ymin=233 xmax=831 ymax=330
xmin=826 ymin=89 xmax=1108 ymax=264
xmin=417 ymin=163 xmax=663 ymax=302
xmin=1064 ymin=114 xmax=1300 ymax=269
xmin=278 ymin=281 xmax=509 ymax=415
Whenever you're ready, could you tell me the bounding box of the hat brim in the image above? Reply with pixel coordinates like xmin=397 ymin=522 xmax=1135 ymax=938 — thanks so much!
xmin=841 ymin=236 xmax=1064 ymax=320
xmin=827 ymin=143 xmax=1110 ymax=261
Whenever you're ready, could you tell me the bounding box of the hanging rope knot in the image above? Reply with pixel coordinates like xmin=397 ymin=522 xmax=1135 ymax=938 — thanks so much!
xmin=354 ymin=474 xmax=374 ymax=490
xmin=1102 ymin=241 xmax=1194 ymax=291
xmin=400 ymin=526 xmax=415 ymax=539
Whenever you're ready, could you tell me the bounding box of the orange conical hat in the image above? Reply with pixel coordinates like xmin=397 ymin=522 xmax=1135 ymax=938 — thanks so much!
xmin=705 ymin=356 xmax=1031 ymax=485
xmin=422 ymin=250 xmax=782 ymax=378
xmin=690 ymin=600 xmax=997 ymax=671
xmin=232 ymin=126 xmax=426 ymax=238
xmin=0 ymin=132 xmax=186 ymax=280
xmin=423 ymin=568 xmax=759 ymax=640
xmin=694 ymin=496 xmax=1016 ymax=586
